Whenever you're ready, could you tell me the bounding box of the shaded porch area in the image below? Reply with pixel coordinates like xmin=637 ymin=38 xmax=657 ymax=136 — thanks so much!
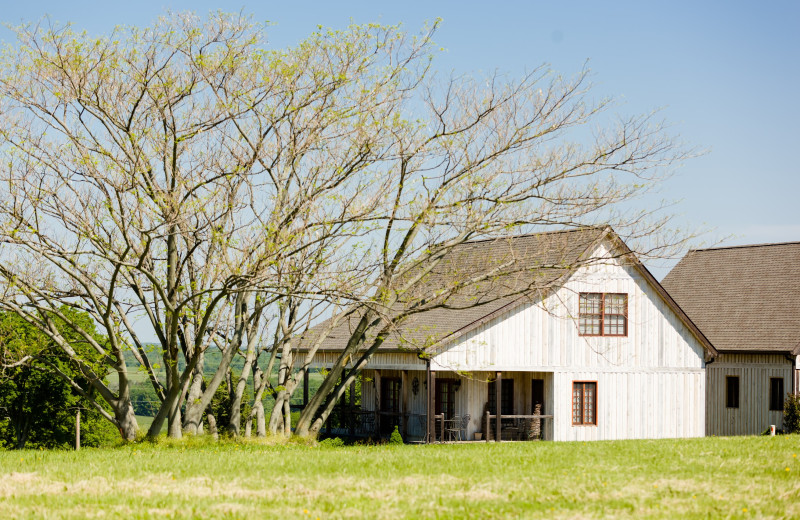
xmin=353 ymin=366 xmax=554 ymax=442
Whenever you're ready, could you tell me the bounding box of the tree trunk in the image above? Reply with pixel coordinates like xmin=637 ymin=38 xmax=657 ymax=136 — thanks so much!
xmin=184 ymin=351 xmax=205 ymax=435
xmin=294 ymin=313 xmax=374 ymax=437
xmin=207 ymin=413 xmax=218 ymax=440
xmin=168 ymin=404 xmax=183 ymax=439
xmin=252 ymin=367 xmax=267 ymax=437
xmin=283 ymin=399 xmax=291 ymax=434
xmin=182 ymin=294 xmax=248 ymax=435
xmin=228 ymin=345 xmax=257 ymax=436
xmin=268 ymin=346 xmax=296 ymax=435
xmin=256 ymin=402 xmax=266 ymax=437
xmin=114 ymin=399 xmax=139 ymax=441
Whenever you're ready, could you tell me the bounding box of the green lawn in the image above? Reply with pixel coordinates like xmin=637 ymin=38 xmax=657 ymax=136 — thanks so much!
xmin=0 ymin=435 xmax=798 ymax=519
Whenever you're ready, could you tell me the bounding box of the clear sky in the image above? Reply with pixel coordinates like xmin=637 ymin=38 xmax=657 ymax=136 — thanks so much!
xmin=2 ymin=1 xmax=798 ymax=278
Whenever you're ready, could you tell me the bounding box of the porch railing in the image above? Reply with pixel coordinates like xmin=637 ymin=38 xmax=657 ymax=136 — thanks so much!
xmin=483 ymin=412 xmax=553 ymax=442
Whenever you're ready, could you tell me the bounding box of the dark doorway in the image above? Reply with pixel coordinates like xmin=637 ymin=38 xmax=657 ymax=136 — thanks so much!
xmin=532 ymin=379 xmax=545 ymax=415
xmin=488 ymin=379 xmax=514 ymax=415
xmin=380 ymin=377 xmax=401 ymax=434
xmin=435 ymin=379 xmax=457 ymax=419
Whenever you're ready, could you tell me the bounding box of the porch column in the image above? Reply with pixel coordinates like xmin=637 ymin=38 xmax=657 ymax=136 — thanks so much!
xmin=349 ymin=378 xmax=356 ymax=436
xmin=401 ymin=370 xmax=409 ymax=440
xmin=374 ymin=370 xmax=382 ymax=437
xmin=425 ymin=360 xmax=433 ymax=444
xmin=495 ymin=371 xmax=502 ymax=443
xmin=303 ymin=367 xmax=309 ymax=406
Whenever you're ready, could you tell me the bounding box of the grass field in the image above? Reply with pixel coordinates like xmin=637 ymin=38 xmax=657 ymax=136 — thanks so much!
xmin=135 ymin=415 xmax=155 ymax=431
xmin=0 ymin=435 xmax=798 ymax=519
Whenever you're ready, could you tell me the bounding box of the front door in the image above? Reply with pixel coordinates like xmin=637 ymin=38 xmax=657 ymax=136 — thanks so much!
xmin=435 ymin=379 xmax=457 ymax=419
xmin=380 ymin=377 xmax=401 ymax=434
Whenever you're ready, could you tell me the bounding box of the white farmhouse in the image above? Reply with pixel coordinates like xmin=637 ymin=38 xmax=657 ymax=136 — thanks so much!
xmin=308 ymin=227 xmax=716 ymax=442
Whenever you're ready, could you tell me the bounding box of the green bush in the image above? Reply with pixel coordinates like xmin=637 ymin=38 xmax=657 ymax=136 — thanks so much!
xmin=389 ymin=426 xmax=403 ymax=445
xmin=319 ymin=436 xmax=345 ymax=448
xmin=784 ymin=393 xmax=800 ymax=434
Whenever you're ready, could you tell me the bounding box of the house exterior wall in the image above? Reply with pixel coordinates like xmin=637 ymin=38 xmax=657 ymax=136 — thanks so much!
xmin=427 ymin=241 xmax=708 ymax=441
xmin=315 ymin=241 xmax=709 ymax=441
xmin=311 ymin=352 xmax=425 ymax=370
xmin=706 ymin=353 xmax=793 ymax=435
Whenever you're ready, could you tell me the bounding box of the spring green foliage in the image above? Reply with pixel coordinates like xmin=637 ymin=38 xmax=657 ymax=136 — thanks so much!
xmin=784 ymin=393 xmax=800 ymax=434
xmin=0 ymin=311 xmax=118 ymax=449
xmin=318 ymin=436 xmax=345 ymax=448
xmin=0 ymin=436 xmax=798 ymax=518
xmin=389 ymin=425 xmax=403 ymax=445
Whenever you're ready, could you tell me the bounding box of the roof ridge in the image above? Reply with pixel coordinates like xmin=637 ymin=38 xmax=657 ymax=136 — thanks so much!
xmin=689 ymin=240 xmax=800 ymax=252
xmin=459 ymin=226 xmax=606 ymax=246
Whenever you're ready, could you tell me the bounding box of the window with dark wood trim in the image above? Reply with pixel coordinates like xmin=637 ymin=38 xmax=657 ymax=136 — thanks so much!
xmin=769 ymin=377 xmax=784 ymax=411
xmin=572 ymin=381 xmax=597 ymax=425
xmin=579 ymin=293 xmax=628 ymax=336
xmin=726 ymin=376 xmax=740 ymax=408
xmin=488 ymin=379 xmax=514 ymax=416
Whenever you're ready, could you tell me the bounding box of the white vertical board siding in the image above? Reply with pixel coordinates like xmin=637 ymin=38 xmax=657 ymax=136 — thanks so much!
xmin=706 ymin=354 xmax=793 ymax=436
xmin=310 ymin=352 xmax=424 ymax=369
xmin=551 ymin=370 xmax=705 ymax=440
xmin=430 ymin=242 xmax=705 ymax=373
xmin=426 ymin=240 xmax=708 ymax=441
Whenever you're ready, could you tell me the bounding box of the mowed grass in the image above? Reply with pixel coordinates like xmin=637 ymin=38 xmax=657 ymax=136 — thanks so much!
xmin=0 ymin=435 xmax=798 ymax=519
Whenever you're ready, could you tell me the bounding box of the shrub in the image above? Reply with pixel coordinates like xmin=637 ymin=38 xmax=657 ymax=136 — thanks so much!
xmin=389 ymin=426 xmax=403 ymax=445
xmin=319 ymin=436 xmax=345 ymax=448
xmin=784 ymin=393 xmax=800 ymax=434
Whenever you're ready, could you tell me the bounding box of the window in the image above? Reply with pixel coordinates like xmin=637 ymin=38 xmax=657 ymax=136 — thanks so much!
xmin=579 ymin=293 xmax=628 ymax=336
xmin=726 ymin=376 xmax=740 ymax=408
xmin=572 ymin=381 xmax=597 ymax=425
xmin=488 ymin=379 xmax=514 ymax=416
xmin=769 ymin=378 xmax=784 ymax=411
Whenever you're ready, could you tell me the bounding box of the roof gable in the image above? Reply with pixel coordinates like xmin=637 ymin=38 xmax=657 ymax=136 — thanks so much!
xmin=313 ymin=227 xmax=604 ymax=352
xmin=311 ymin=227 xmax=716 ymax=358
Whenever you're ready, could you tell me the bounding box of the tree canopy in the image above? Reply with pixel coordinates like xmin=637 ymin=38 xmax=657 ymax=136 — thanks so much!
xmin=0 ymin=12 xmax=690 ymax=441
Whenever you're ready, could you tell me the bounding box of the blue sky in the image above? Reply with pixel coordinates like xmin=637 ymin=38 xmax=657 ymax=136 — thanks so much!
xmin=2 ymin=1 xmax=798 ymax=277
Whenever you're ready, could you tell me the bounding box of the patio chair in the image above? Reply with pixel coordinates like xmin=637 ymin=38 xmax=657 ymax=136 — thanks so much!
xmin=444 ymin=415 xmax=461 ymax=442
xmin=459 ymin=414 xmax=471 ymax=441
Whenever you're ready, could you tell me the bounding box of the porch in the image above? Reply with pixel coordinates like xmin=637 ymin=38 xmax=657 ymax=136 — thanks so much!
xmin=350 ymin=367 xmax=554 ymax=442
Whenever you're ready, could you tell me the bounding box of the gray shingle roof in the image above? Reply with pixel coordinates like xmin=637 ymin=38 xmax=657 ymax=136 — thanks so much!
xmin=662 ymin=242 xmax=800 ymax=354
xmin=311 ymin=227 xmax=606 ymax=353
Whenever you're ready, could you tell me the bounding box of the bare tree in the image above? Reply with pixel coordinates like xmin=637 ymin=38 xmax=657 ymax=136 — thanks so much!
xmin=0 ymin=13 xmax=437 ymax=440
xmin=0 ymin=12 xmax=690 ymax=442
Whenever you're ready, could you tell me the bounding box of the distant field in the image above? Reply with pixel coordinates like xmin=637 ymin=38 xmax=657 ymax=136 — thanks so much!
xmin=135 ymin=415 xmax=154 ymax=431
xmin=0 ymin=435 xmax=798 ymax=519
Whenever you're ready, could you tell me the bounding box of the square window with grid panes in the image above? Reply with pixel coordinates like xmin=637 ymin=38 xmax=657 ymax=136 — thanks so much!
xmin=579 ymin=293 xmax=627 ymax=336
